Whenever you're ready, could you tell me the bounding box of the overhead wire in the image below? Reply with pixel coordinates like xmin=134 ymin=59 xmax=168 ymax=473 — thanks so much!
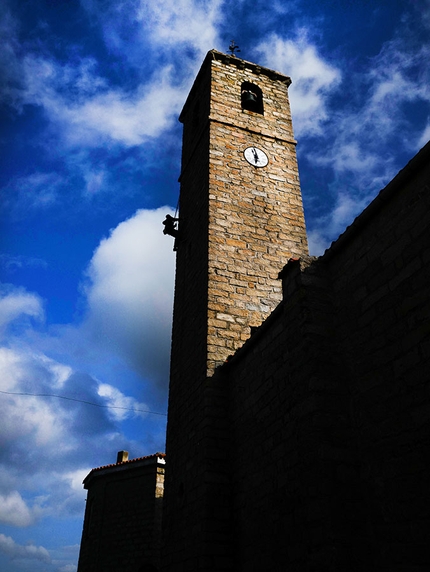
xmin=0 ymin=389 xmax=167 ymax=416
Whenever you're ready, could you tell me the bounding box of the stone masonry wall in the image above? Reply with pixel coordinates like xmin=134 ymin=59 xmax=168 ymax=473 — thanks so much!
xmin=78 ymin=459 xmax=165 ymax=572
xmin=163 ymin=66 xmax=212 ymax=571
xmin=222 ymin=256 xmax=360 ymax=571
xmin=325 ymin=143 xmax=430 ymax=569
xmin=163 ymin=51 xmax=309 ymax=571
xmin=165 ymin=47 xmax=429 ymax=570
xmin=217 ymin=143 xmax=430 ymax=571
xmin=206 ymin=53 xmax=308 ymax=374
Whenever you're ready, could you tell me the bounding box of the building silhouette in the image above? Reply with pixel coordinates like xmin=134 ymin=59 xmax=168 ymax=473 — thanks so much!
xmin=77 ymin=452 xmax=165 ymax=571
xmin=78 ymin=50 xmax=430 ymax=571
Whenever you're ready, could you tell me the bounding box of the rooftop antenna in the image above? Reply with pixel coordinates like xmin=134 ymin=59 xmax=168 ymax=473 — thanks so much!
xmin=228 ymin=40 xmax=241 ymax=57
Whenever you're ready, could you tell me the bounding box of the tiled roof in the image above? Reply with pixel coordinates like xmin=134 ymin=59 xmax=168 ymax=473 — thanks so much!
xmin=91 ymin=452 xmax=165 ymax=472
xmin=83 ymin=452 xmax=166 ymax=486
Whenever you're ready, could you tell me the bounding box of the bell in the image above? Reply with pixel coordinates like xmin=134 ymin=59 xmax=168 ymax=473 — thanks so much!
xmin=241 ymin=90 xmax=258 ymax=111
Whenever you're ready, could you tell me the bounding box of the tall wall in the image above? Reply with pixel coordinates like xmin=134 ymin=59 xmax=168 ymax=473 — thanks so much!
xmin=170 ymin=49 xmax=308 ymax=382
xmin=222 ymin=256 xmax=356 ymax=570
xmin=324 ymin=141 xmax=430 ymax=569
xmin=206 ymin=52 xmax=308 ymax=374
xmin=220 ymin=141 xmax=430 ymax=570
xmin=164 ymin=47 xmax=429 ymax=571
xmin=163 ymin=51 xmax=308 ymax=571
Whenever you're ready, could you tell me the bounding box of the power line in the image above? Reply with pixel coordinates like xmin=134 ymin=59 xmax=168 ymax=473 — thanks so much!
xmin=0 ymin=389 xmax=167 ymax=416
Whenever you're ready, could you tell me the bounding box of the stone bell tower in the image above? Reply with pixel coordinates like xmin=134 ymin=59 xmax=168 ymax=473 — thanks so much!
xmin=163 ymin=50 xmax=308 ymax=571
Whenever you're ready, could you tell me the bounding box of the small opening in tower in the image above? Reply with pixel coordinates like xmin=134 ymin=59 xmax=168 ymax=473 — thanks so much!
xmin=241 ymin=81 xmax=264 ymax=115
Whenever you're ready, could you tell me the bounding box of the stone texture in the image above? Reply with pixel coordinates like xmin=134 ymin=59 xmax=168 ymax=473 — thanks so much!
xmin=164 ymin=50 xmax=308 ymax=572
xmin=163 ymin=49 xmax=430 ymax=572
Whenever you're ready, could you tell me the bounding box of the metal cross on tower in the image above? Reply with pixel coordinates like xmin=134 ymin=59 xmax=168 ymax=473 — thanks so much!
xmin=228 ymin=40 xmax=241 ymax=56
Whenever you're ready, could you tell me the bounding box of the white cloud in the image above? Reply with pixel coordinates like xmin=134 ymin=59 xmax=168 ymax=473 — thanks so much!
xmin=58 ymin=566 xmax=77 ymax=572
xmin=98 ymin=383 xmax=149 ymax=420
xmin=314 ymin=47 xmax=428 ymax=177
xmin=136 ymin=0 xmax=223 ymax=55
xmin=61 ymin=470 xmax=91 ymax=495
xmin=0 ymin=8 xmax=22 ymax=107
xmin=0 ymin=348 xmax=69 ymax=446
xmin=6 ymin=1 xmax=223 ymax=151
xmin=368 ymin=41 xmax=430 ymax=108
xmin=2 ymin=171 xmax=65 ymax=214
xmin=49 ymin=544 xmax=80 ymax=572
xmin=58 ymin=68 xmax=185 ymax=147
xmin=345 ymin=40 xmax=430 ymax=166
xmin=307 ymin=192 xmax=369 ymax=256
xmin=82 ymin=0 xmax=223 ymax=64
xmin=0 ymin=533 xmax=51 ymax=563
xmin=297 ymin=12 xmax=430 ymax=252
xmin=0 ymin=326 xmax=155 ymax=536
xmin=0 ymin=255 xmax=47 ymax=273
xmin=0 ymin=287 xmax=44 ymax=336
xmin=83 ymin=169 xmax=106 ymax=197
xmin=0 ymin=492 xmax=35 ymax=527
xmin=0 ymin=13 xmax=186 ymax=151
xmin=19 ymin=53 xmax=185 ymax=148
xmin=418 ymin=123 xmax=430 ymax=148
xmin=0 ymin=341 xmax=149 ymax=458
xmin=324 ymin=141 xmax=378 ymax=175
xmin=0 ymin=207 xmax=174 ymax=537
xmin=83 ymin=207 xmax=176 ymax=388
xmin=22 ymin=55 xmax=106 ymax=107
xmin=255 ymin=31 xmax=341 ymax=136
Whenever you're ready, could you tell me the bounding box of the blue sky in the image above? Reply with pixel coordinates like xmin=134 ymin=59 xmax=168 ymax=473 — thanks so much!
xmin=0 ymin=0 xmax=429 ymax=570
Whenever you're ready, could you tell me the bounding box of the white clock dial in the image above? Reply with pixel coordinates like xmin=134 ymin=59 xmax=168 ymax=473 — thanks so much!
xmin=244 ymin=147 xmax=268 ymax=168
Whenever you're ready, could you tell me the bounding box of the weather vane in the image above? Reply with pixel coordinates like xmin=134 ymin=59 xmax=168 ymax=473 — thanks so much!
xmin=228 ymin=40 xmax=241 ymax=57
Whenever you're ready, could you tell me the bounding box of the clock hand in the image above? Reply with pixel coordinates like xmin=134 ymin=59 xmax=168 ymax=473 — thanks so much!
xmin=252 ymin=147 xmax=259 ymax=163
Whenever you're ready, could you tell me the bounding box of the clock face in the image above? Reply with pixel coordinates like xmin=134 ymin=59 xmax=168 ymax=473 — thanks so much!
xmin=244 ymin=147 xmax=268 ymax=168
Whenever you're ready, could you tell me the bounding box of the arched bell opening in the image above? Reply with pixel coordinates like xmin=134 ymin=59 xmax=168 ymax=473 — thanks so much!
xmin=241 ymin=81 xmax=264 ymax=115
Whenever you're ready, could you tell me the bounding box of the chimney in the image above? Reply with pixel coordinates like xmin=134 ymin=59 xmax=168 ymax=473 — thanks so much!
xmin=116 ymin=450 xmax=129 ymax=464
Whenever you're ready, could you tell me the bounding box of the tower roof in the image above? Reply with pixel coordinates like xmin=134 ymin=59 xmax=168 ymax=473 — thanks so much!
xmin=179 ymin=49 xmax=292 ymax=123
